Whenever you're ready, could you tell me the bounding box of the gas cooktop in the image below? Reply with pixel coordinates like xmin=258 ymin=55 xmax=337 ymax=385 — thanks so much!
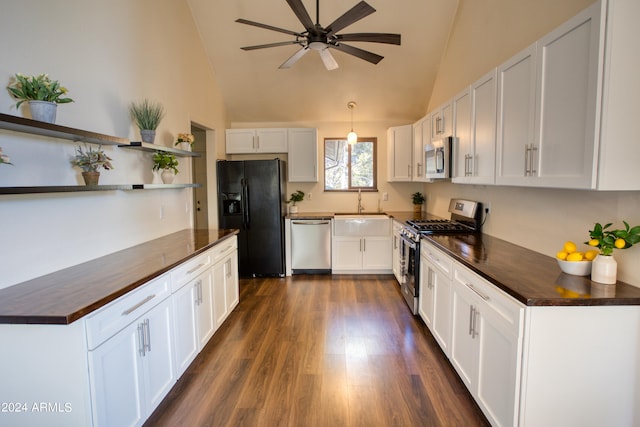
xmin=406 ymin=199 xmax=483 ymax=235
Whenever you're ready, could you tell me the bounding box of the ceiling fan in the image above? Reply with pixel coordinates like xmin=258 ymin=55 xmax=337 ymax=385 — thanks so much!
xmin=236 ymin=0 xmax=401 ymax=70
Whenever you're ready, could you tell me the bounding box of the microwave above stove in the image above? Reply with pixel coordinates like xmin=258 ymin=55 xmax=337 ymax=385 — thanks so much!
xmin=424 ymin=136 xmax=454 ymax=180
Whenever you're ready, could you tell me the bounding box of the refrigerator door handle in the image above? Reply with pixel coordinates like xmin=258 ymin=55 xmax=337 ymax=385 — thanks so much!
xmin=242 ymin=180 xmax=250 ymax=229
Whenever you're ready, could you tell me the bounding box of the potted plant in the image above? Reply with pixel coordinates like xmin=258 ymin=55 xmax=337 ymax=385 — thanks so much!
xmin=412 ymin=192 xmax=425 ymax=214
xmin=129 ymin=99 xmax=165 ymax=143
xmin=287 ymin=190 xmax=305 ymax=213
xmin=174 ymin=133 xmax=195 ymax=151
xmin=0 ymin=147 xmax=13 ymax=166
xmin=152 ymin=151 xmax=179 ymax=184
xmin=587 ymin=221 xmax=640 ymax=284
xmin=6 ymin=73 xmax=74 ymax=124
xmin=71 ymin=145 xmax=113 ymax=185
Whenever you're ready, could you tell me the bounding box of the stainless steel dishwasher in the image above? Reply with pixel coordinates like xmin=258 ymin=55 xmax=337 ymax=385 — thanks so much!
xmin=291 ymin=219 xmax=331 ymax=274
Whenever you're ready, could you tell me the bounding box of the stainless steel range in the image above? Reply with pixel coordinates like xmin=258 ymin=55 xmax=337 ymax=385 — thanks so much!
xmin=399 ymin=199 xmax=483 ymax=314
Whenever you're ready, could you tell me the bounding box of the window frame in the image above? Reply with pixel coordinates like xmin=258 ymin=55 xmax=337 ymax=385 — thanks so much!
xmin=323 ymin=137 xmax=378 ymax=192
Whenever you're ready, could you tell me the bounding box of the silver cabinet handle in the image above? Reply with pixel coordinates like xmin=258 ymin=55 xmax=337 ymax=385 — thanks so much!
xmin=226 ymin=259 xmax=232 ymax=278
xmin=530 ymin=145 xmax=537 ymax=174
xmin=292 ymin=221 xmax=330 ymax=225
xmin=196 ymin=280 xmax=203 ymax=305
xmin=472 ymin=308 xmax=479 ymax=339
xmin=428 ymin=267 xmax=434 ymax=290
xmin=362 ymin=238 xmax=366 ymax=252
xmin=465 ymin=282 xmax=490 ymax=301
xmin=122 ymin=294 xmax=156 ymax=316
xmin=137 ymin=322 xmax=146 ymax=356
xmin=468 ymin=306 xmax=474 ymax=336
xmin=187 ymin=263 xmax=205 ymax=274
xmin=524 ymin=145 xmax=531 ymax=176
xmin=144 ymin=318 xmax=151 ymax=354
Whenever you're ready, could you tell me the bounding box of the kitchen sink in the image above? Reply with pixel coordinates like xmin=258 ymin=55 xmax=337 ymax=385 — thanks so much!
xmin=333 ymin=213 xmax=389 ymax=218
xmin=333 ymin=215 xmax=390 ymax=236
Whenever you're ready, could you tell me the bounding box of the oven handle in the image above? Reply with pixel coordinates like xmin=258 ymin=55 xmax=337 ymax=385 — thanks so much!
xmin=400 ymin=234 xmax=417 ymax=250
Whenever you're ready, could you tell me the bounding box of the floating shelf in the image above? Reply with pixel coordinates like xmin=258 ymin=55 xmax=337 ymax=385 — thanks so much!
xmin=119 ymin=141 xmax=200 ymax=157
xmin=0 ymin=185 xmax=133 ymax=195
xmin=0 ymin=113 xmax=129 ymax=146
xmin=132 ymin=183 xmax=201 ymax=190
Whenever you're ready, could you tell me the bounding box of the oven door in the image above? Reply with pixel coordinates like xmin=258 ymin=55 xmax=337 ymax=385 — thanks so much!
xmin=425 ymin=137 xmax=453 ymax=179
xmin=399 ymin=233 xmax=419 ymax=314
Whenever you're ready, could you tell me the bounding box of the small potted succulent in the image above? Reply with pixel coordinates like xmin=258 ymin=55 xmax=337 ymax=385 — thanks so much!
xmin=152 ymin=151 xmax=179 ymax=184
xmin=71 ymin=145 xmax=113 ymax=185
xmin=287 ymin=190 xmax=305 ymax=213
xmin=6 ymin=73 xmax=74 ymax=123
xmin=174 ymin=133 xmax=195 ymax=151
xmin=412 ymin=192 xmax=425 ymax=214
xmin=129 ymin=99 xmax=165 ymax=143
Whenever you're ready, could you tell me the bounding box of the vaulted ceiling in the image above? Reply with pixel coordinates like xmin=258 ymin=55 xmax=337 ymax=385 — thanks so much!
xmin=187 ymin=0 xmax=459 ymax=124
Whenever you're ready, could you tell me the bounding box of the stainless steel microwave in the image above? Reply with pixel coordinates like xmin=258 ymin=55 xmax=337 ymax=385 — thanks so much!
xmin=425 ymin=136 xmax=454 ymax=179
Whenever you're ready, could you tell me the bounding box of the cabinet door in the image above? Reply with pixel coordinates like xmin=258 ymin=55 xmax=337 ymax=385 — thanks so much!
xmin=418 ymin=257 xmax=435 ymax=329
xmin=225 ymin=129 xmax=256 ymax=154
xmin=212 ymin=257 xmax=228 ymax=328
xmin=288 ymin=128 xmax=318 ymax=182
xmin=431 ymin=101 xmax=453 ymax=139
xmin=496 ymin=44 xmax=537 ymax=186
xmin=452 ymin=88 xmax=472 ymax=180
xmin=392 ymin=223 xmax=402 ymax=283
xmin=256 ymin=128 xmax=288 ymax=153
xmin=362 ymin=236 xmax=392 ymax=270
xmin=470 ymin=68 xmax=497 ymax=184
xmin=172 ymin=281 xmax=198 ymax=377
xmin=331 ymin=237 xmax=363 ymax=271
xmin=89 ymin=321 xmax=145 ymax=427
xmin=431 ymin=269 xmax=452 ymax=355
xmin=387 ymin=125 xmax=413 ymax=181
xmin=412 ymin=116 xmax=430 ymax=182
xmin=533 ymin=4 xmax=601 ymax=188
xmin=224 ymin=253 xmax=239 ymax=313
xmin=449 ymin=279 xmax=479 ymax=391
xmin=196 ymin=268 xmax=216 ymax=348
xmin=140 ymin=297 xmax=176 ymax=414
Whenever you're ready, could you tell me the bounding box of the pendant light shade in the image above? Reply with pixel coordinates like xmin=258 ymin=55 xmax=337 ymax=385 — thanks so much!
xmin=347 ymin=101 xmax=358 ymax=145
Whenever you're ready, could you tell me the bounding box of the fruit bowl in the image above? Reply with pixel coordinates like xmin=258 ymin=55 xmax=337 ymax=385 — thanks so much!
xmin=557 ymin=259 xmax=592 ymax=276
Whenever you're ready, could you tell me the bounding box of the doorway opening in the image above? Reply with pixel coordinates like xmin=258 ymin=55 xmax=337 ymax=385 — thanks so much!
xmin=191 ymin=124 xmax=208 ymax=229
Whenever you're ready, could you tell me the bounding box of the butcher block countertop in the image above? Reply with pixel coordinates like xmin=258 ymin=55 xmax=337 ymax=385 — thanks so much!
xmin=0 ymin=229 xmax=238 ymax=325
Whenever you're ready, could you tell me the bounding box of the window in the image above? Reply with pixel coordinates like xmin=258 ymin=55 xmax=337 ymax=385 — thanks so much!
xmin=324 ymin=137 xmax=377 ymax=191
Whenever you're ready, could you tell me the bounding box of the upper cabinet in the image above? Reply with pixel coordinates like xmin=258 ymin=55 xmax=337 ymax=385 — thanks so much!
xmin=452 ymin=69 xmax=497 ymax=185
xmin=452 ymin=88 xmax=472 ymax=180
xmin=412 ymin=115 xmax=431 ymax=182
xmin=225 ymin=128 xmax=288 ymax=154
xmin=287 ymin=128 xmax=318 ymax=182
xmin=431 ymin=100 xmax=453 ymax=140
xmin=387 ymin=124 xmax=413 ymax=182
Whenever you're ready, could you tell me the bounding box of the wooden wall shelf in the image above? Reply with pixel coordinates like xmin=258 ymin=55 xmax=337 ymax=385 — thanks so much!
xmin=0 ymin=183 xmax=201 ymax=195
xmin=119 ymin=141 xmax=201 ymax=157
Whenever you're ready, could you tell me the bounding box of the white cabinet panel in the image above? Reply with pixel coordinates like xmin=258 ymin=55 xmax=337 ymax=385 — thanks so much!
xmin=412 ymin=116 xmax=430 ymax=182
xmin=387 ymin=125 xmax=413 ymax=181
xmin=225 ymin=128 xmax=287 ymax=153
xmin=452 ymin=88 xmax=472 ymax=180
xmin=288 ymin=128 xmax=318 ymax=182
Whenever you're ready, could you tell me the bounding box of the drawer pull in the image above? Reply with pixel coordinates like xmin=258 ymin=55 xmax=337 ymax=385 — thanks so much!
xmin=122 ymin=294 xmax=156 ymax=316
xmin=187 ymin=263 xmax=205 ymax=274
xmin=465 ymin=283 xmax=490 ymax=301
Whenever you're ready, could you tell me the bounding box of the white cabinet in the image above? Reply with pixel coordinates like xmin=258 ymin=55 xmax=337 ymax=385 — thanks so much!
xmin=88 ymin=287 xmax=176 ymax=427
xmin=211 ymin=236 xmax=239 ymax=328
xmin=332 ymin=217 xmax=392 ymax=273
xmin=453 ymin=69 xmax=497 ymax=184
xmin=387 ymin=124 xmax=413 ymax=182
xmin=452 ymin=88 xmax=472 ymax=180
xmin=225 ymin=128 xmax=288 ymax=153
xmin=412 ymin=115 xmax=431 ymax=182
xmin=450 ymin=263 xmax=523 ymax=427
xmin=287 ymin=128 xmax=318 ymax=182
xmin=419 ymin=242 xmax=453 ymax=355
xmin=392 ymin=221 xmax=403 ymax=283
xmin=430 ymin=101 xmax=453 ymax=139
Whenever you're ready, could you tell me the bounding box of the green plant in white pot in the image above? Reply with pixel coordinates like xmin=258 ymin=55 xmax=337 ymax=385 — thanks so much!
xmin=71 ymin=145 xmax=113 ymax=186
xmin=129 ymin=99 xmax=164 ymax=143
xmin=152 ymin=151 xmax=178 ymax=184
xmin=287 ymin=190 xmax=305 ymax=213
xmin=7 ymin=73 xmax=74 ymax=123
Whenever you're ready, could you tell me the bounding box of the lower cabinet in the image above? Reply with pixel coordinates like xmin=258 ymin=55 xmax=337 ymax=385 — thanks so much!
xmin=392 ymin=221 xmax=403 ymax=283
xmin=332 ymin=236 xmax=392 ymax=272
xmin=88 ymin=296 xmax=176 ymax=427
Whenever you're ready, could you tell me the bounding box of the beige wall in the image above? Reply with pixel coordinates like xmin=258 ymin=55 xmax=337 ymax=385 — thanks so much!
xmin=424 ymin=0 xmax=640 ymax=287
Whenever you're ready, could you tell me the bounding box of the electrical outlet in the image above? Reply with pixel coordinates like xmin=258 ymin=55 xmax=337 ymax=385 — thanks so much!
xmin=484 ymin=202 xmax=491 ymax=214
xmin=383 ymin=192 xmax=389 ymax=201
xmin=308 ymin=192 xmax=312 ymax=200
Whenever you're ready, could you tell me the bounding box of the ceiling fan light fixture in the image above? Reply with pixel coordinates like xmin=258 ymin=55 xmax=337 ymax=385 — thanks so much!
xmin=347 ymin=101 xmax=358 ymax=144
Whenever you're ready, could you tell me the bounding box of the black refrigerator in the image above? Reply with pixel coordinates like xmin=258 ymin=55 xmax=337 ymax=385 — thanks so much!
xmin=217 ymin=159 xmax=286 ymax=277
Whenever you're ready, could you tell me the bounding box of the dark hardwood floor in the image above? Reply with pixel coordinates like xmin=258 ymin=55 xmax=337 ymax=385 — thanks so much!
xmin=145 ymin=274 xmax=490 ymax=427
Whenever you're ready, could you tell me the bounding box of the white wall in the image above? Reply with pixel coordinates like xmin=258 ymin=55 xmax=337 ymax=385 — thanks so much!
xmin=426 ymin=0 xmax=640 ymax=287
xmin=0 ymin=0 xmax=227 ymax=289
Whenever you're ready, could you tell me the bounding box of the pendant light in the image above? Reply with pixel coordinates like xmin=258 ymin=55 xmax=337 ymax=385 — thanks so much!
xmin=347 ymin=101 xmax=358 ymax=144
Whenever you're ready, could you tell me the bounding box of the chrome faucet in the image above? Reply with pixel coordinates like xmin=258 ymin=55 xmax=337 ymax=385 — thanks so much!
xmin=357 ymin=189 xmax=364 ymax=213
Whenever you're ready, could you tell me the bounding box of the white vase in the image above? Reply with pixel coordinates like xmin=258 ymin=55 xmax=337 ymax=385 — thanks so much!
xmin=161 ymin=170 xmax=175 ymax=184
xmin=28 ymin=100 xmax=57 ymax=123
xmin=179 ymin=142 xmax=191 ymax=151
xmin=289 ymin=205 xmax=299 ymax=214
xmin=591 ymin=254 xmax=617 ymax=285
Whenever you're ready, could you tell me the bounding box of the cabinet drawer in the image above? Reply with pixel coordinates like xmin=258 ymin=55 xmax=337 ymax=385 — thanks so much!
xmin=85 ymin=274 xmax=171 ymax=350
xmin=421 ymin=242 xmax=453 ymax=278
xmin=210 ymin=236 xmax=237 ymax=265
xmin=453 ymin=264 xmax=523 ymax=327
xmin=170 ymin=250 xmax=212 ymax=292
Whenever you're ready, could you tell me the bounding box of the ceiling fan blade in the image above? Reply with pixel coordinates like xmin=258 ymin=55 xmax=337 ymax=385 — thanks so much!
xmin=336 ymin=33 xmax=401 ymax=45
xmin=279 ymin=47 xmax=310 ymax=69
xmin=236 ymin=18 xmax=303 ymax=37
xmin=326 ymin=1 xmax=376 ymax=35
xmin=285 ymin=0 xmax=316 ymax=33
xmin=319 ymin=48 xmax=339 ymax=71
xmin=330 ymin=42 xmax=383 ymax=64
xmin=241 ymin=41 xmax=302 ymax=51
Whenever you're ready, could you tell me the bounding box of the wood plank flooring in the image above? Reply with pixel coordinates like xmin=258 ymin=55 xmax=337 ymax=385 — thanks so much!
xmin=144 ymin=274 xmax=490 ymax=427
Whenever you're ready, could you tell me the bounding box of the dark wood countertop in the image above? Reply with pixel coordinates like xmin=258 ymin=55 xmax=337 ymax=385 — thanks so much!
xmin=424 ymin=233 xmax=640 ymax=306
xmin=0 ymin=229 xmax=238 ymax=325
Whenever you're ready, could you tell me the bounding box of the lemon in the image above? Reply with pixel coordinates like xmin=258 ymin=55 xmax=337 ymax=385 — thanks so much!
xmin=566 ymin=252 xmax=584 ymax=261
xmin=556 ymin=251 xmax=568 ymax=260
xmin=588 ymin=239 xmax=600 ymax=247
xmin=584 ymin=250 xmax=599 ymax=261
xmin=615 ymin=238 xmax=626 ymax=249
xmin=563 ymin=241 xmax=577 ymax=253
